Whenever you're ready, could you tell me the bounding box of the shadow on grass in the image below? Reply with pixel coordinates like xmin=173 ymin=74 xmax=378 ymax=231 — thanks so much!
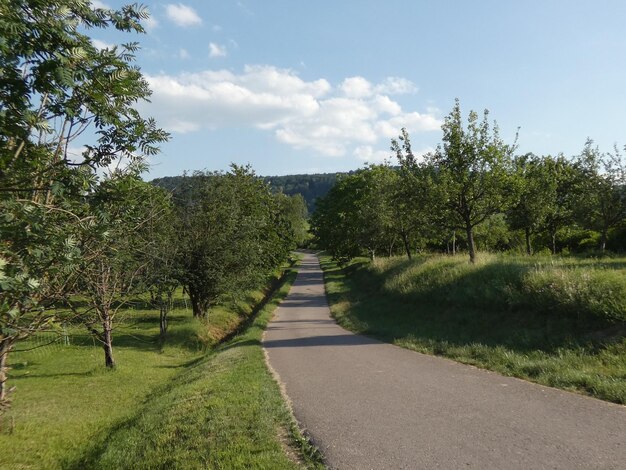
xmin=324 ymin=257 xmax=623 ymax=356
xmin=63 ymin=266 xmax=302 ymax=469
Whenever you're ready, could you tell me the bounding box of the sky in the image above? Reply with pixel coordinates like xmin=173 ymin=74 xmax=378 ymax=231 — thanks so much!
xmin=90 ymin=1 xmax=626 ymax=178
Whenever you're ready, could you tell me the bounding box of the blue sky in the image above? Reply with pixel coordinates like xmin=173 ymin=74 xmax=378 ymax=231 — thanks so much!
xmin=91 ymin=1 xmax=626 ymax=177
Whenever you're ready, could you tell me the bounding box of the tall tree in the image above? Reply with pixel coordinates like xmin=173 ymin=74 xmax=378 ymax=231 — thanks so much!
xmin=392 ymin=128 xmax=444 ymax=259
xmin=506 ymin=154 xmax=557 ymax=255
xmin=0 ymin=1 xmax=167 ymax=406
xmin=541 ymin=155 xmax=581 ymax=254
xmin=175 ymin=166 xmax=293 ymax=318
xmin=72 ymin=173 xmax=166 ymax=368
xmin=426 ymin=99 xmax=516 ymax=263
xmin=576 ymin=140 xmax=626 ymax=252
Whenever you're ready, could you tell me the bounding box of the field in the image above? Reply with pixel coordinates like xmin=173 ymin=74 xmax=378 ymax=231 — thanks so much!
xmin=0 ymin=265 xmax=322 ymax=469
xmin=321 ymin=253 xmax=626 ymax=404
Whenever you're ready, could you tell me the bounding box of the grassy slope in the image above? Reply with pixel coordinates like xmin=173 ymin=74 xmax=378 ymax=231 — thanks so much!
xmin=0 ymin=266 xmax=322 ymax=469
xmin=321 ymin=253 xmax=626 ymax=404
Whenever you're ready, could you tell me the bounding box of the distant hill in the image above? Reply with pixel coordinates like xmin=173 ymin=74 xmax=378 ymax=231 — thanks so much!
xmin=151 ymin=172 xmax=350 ymax=213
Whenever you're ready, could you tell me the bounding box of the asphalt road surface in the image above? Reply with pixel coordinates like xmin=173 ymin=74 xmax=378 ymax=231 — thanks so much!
xmin=263 ymin=253 xmax=626 ymax=469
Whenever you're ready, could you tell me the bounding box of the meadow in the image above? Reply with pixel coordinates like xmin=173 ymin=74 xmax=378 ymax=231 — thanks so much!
xmin=0 ymin=265 xmax=322 ymax=469
xmin=321 ymin=253 xmax=626 ymax=404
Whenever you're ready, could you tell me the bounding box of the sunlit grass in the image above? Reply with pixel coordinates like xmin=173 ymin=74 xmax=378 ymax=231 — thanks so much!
xmin=321 ymin=253 xmax=626 ymax=404
xmin=0 ymin=265 xmax=321 ymax=469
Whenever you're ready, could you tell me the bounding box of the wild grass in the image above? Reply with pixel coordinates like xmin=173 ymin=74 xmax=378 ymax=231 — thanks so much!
xmin=0 ymin=265 xmax=321 ymax=469
xmin=321 ymin=253 xmax=626 ymax=404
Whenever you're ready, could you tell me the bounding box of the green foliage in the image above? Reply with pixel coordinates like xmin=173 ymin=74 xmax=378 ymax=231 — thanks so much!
xmin=312 ymin=165 xmax=397 ymax=262
xmin=154 ymin=172 xmax=343 ymax=214
xmin=575 ymin=140 xmax=626 ymax=251
xmin=0 ymin=0 xmax=168 ymax=408
xmin=426 ymin=99 xmax=516 ymax=262
xmin=173 ymin=166 xmax=298 ymax=318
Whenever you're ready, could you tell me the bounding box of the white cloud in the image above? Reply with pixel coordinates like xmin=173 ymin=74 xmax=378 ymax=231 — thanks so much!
xmin=340 ymin=77 xmax=373 ymax=98
xmin=353 ymin=146 xmax=392 ymax=163
xmin=92 ymin=39 xmax=113 ymax=50
xmin=143 ymin=14 xmax=159 ymax=30
xmin=375 ymin=77 xmax=418 ymax=95
xmin=91 ymin=0 xmax=110 ymax=9
xmin=179 ymin=48 xmax=190 ymax=59
xmin=209 ymin=42 xmax=227 ymax=58
xmin=165 ymin=3 xmax=202 ymax=27
xmin=143 ymin=67 xmax=441 ymax=160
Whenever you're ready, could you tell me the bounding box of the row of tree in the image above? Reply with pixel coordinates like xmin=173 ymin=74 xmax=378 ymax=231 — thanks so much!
xmin=312 ymin=100 xmax=626 ymax=263
xmin=0 ymin=2 xmax=304 ymax=414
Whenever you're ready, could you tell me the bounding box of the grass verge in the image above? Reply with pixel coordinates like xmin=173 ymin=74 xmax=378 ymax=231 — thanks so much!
xmin=0 ymin=263 xmax=322 ymax=469
xmin=320 ymin=253 xmax=626 ymax=404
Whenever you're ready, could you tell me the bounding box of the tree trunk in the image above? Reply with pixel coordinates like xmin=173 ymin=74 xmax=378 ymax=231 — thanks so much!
xmin=452 ymin=230 xmax=456 ymax=256
xmin=551 ymin=231 xmax=557 ymax=255
xmin=0 ymin=339 xmax=12 ymax=410
xmin=401 ymin=232 xmax=412 ymax=260
xmin=600 ymin=228 xmax=608 ymax=253
xmin=369 ymin=249 xmax=376 ymax=261
xmin=188 ymin=285 xmax=203 ymax=318
xmin=159 ymin=304 xmax=168 ymax=338
xmin=465 ymin=222 xmax=476 ymax=264
xmin=525 ymin=227 xmax=532 ymax=256
xmin=102 ymin=317 xmax=115 ymax=368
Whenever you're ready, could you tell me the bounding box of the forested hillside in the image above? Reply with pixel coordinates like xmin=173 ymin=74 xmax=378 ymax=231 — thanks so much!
xmin=153 ymin=172 xmax=346 ymax=213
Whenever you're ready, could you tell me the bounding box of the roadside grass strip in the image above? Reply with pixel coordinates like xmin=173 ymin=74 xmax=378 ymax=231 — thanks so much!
xmin=1 ymin=264 xmax=323 ymax=469
xmin=320 ymin=254 xmax=626 ymax=404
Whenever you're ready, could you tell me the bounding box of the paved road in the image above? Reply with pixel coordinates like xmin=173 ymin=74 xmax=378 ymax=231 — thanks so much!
xmin=263 ymin=253 xmax=626 ymax=469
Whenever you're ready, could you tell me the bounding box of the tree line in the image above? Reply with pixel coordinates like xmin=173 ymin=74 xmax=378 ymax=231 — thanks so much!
xmin=0 ymin=2 xmax=304 ymax=414
xmin=312 ymin=99 xmax=626 ymax=263
xmin=154 ymin=171 xmax=342 ymax=214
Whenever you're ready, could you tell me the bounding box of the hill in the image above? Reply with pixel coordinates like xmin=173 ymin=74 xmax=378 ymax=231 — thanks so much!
xmin=152 ymin=172 xmax=348 ymax=213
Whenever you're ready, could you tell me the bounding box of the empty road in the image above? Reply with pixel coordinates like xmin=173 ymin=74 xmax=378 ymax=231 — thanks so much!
xmin=263 ymin=253 xmax=626 ymax=469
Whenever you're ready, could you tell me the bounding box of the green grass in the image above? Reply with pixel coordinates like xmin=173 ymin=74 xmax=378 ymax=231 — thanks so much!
xmin=321 ymin=253 xmax=626 ymax=404
xmin=0 ymin=265 xmax=322 ymax=469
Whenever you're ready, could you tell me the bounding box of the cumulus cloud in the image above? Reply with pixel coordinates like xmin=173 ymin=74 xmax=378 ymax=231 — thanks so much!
xmin=143 ymin=66 xmax=441 ymax=160
xmin=165 ymin=3 xmax=202 ymax=27
xmin=143 ymin=14 xmax=159 ymax=30
xmin=209 ymin=42 xmax=227 ymax=58
xmin=91 ymin=0 xmax=110 ymax=9
xmin=92 ymin=38 xmax=113 ymax=50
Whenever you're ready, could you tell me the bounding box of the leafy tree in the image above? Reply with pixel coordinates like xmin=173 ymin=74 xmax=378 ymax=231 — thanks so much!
xmin=392 ymin=128 xmax=444 ymax=259
xmin=576 ymin=140 xmax=626 ymax=252
xmin=175 ymin=166 xmax=292 ymax=318
xmin=71 ymin=173 xmax=166 ymax=368
xmin=0 ymin=1 xmax=167 ymax=406
xmin=507 ymin=154 xmax=557 ymax=255
xmin=426 ymin=99 xmax=516 ymax=263
xmin=541 ymin=155 xmax=581 ymax=254
xmin=140 ymin=190 xmax=179 ymax=340
xmin=312 ymin=165 xmax=396 ymax=261
xmin=275 ymin=193 xmax=310 ymax=248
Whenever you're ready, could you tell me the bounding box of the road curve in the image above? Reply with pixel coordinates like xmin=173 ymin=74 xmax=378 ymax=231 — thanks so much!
xmin=264 ymin=253 xmax=626 ymax=469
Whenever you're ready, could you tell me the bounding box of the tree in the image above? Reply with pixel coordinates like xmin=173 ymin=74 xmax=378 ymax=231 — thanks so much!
xmin=175 ymin=166 xmax=292 ymax=318
xmin=0 ymin=1 xmax=167 ymax=406
xmin=71 ymin=173 xmax=166 ymax=368
xmin=506 ymin=154 xmax=557 ymax=255
xmin=275 ymin=193 xmax=310 ymax=248
xmin=312 ymin=165 xmax=403 ymax=261
xmin=576 ymin=140 xmax=626 ymax=252
xmin=140 ymin=189 xmax=179 ymax=340
xmin=426 ymin=99 xmax=516 ymax=263
xmin=392 ymin=128 xmax=444 ymax=259
xmin=541 ymin=155 xmax=581 ymax=254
